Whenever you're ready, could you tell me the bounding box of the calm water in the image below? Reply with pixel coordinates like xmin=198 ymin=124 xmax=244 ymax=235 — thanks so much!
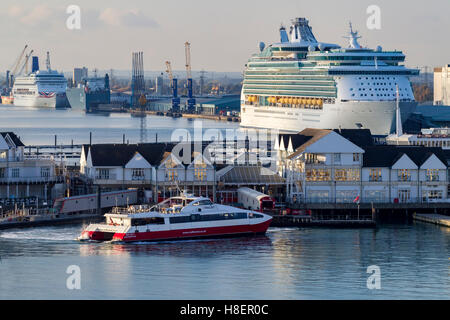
xmin=0 ymin=105 xmax=240 ymax=145
xmin=0 ymin=106 xmax=449 ymax=299
xmin=0 ymin=222 xmax=449 ymax=299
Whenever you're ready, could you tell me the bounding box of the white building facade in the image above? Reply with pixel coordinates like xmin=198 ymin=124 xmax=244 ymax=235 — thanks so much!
xmin=279 ymin=129 xmax=450 ymax=204
xmin=434 ymin=65 xmax=450 ymax=105
xmin=0 ymin=132 xmax=63 ymax=200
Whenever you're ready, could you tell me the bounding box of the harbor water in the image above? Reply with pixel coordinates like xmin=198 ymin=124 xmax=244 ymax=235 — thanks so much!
xmin=0 ymin=105 xmax=240 ymax=145
xmin=0 ymin=222 xmax=449 ymax=299
xmin=0 ymin=106 xmax=449 ymax=299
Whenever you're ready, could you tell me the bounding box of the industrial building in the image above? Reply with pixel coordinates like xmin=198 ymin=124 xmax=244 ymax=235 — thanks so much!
xmin=434 ymin=65 xmax=450 ymax=105
xmin=72 ymin=67 xmax=88 ymax=86
xmin=147 ymin=94 xmax=240 ymax=115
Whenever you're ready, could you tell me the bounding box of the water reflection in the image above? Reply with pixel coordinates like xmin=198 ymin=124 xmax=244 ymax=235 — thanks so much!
xmin=0 ymin=223 xmax=449 ymax=299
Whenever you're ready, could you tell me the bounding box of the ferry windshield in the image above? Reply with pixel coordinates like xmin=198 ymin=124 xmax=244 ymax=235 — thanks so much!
xmin=193 ymin=199 xmax=213 ymax=206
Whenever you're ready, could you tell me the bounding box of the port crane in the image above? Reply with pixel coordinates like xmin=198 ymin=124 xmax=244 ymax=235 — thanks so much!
xmin=165 ymin=61 xmax=180 ymax=113
xmin=184 ymin=41 xmax=196 ymax=113
xmin=3 ymin=45 xmax=29 ymax=88
xmin=17 ymin=50 xmax=34 ymax=76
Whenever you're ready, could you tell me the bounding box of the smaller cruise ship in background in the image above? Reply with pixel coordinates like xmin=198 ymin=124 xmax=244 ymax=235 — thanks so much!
xmin=12 ymin=52 xmax=69 ymax=108
xmin=79 ymin=193 xmax=273 ymax=242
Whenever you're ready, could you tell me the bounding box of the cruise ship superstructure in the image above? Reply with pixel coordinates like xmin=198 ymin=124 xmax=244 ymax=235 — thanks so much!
xmin=240 ymin=18 xmax=419 ymax=136
xmin=12 ymin=52 xmax=69 ymax=108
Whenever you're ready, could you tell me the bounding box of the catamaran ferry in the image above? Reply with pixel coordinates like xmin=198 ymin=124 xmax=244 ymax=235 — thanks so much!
xmin=79 ymin=193 xmax=272 ymax=242
xmin=240 ymin=18 xmax=419 ymax=136
xmin=12 ymin=52 xmax=69 ymax=108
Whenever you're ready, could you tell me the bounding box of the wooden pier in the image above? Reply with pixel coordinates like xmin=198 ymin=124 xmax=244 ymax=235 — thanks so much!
xmin=413 ymin=213 xmax=450 ymax=227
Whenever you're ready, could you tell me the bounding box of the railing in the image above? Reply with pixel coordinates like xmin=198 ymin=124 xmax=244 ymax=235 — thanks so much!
xmin=23 ymin=155 xmax=55 ymax=161
xmin=95 ymin=173 xmax=117 ymax=181
xmin=111 ymin=205 xmax=153 ymax=215
xmin=296 ymin=196 xmax=450 ymax=204
xmin=0 ymin=175 xmax=65 ymax=183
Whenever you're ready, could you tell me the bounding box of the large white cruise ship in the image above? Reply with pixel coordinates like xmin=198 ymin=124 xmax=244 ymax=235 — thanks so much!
xmin=12 ymin=53 xmax=69 ymax=108
xmin=240 ymin=18 xmax=419 ymax=136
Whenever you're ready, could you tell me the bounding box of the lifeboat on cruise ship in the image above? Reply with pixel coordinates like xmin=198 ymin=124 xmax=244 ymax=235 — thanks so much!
xmin=79 ymin=193 xmax=273 ymax=243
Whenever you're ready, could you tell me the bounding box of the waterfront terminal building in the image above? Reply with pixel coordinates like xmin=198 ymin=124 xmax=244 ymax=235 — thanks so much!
xmin=0 ymin=132 xmax=64 ymax=205
xmin=278 ymin=129 xmax=450 ymax=204
xmin=78 ymin=128 xmax=450 ymax=206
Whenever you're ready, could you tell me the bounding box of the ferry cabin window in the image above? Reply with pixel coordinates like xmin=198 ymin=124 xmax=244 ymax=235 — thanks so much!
xmin=249 ymin=213 xmax=264 ymax=219
xmin=131 ymin=217 xmax=165 ymax=226
xmin=169 ymin=216 xmax=191 ymax=224
xmin=169 ymin=212 xmax=248 ymax=223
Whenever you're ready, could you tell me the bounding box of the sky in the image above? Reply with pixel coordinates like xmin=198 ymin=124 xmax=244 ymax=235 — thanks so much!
xmin=0 ymin=0 xmax=449 ymax=74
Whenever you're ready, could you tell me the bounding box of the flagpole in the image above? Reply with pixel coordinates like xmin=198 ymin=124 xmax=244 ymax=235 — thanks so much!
xmin=357 ymin=202 xmax=360 ymax=220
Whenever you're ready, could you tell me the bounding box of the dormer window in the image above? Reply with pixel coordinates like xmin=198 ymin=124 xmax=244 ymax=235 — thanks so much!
xmin=334 ymin=153 xmax=341 ymax=163
xmin=398 ymin=169 xmax=411 ymax=181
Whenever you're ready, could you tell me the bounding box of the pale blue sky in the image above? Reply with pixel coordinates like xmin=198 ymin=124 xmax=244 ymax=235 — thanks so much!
xmin=0 ymin=0 xmax=449 ymax=73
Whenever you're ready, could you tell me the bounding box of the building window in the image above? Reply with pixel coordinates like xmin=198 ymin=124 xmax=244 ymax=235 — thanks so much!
xmin=308 ymin=190 xmax=330 ymax=203
xmin=0 ymin=151 xmax=6 ymax=160
xmin=353 ymin=153 xmax=360 ymax=162
xmin=305 ymin=153 xmax=326 ymax=164
xmin=336 ymin=190 xmax=358 ymax=203
xmin=398 ymin=169 xmax=411 ymax=181
xmin=166 ymin=169 xmax=178 ymax=181
xmin=426 ymin=169 xmax=439 ymax=182
xmin=96 ymin=169 xmax=110 ymax=180
xmin=194 ymin=163 xmax=207 ymax=181
xmin=369 ymin=168 xmax=382 ymax=182
xmin=11 ymin=168 xmax=20 ymax=178
xmin=364 ymin=190 xmax=386 ymax=203
xmin=334 ymin=153 xmax=341 ymax=164
xmin=334 ymin=168 xmax=360 ymax=181
xmin=423 ymin=190 xmax=442 ymax=202
xmin=0 ymin=168 xmax=5 ymax=178
xmin=132 ymin=168 xmax=145 ymax=180
xmin=306 ymin=169 xmax=331 ymax=181
xmin=41 ymin=167 xmax=50 ymax=178
xmin=398 ymin=189 xmax=411 ymax=203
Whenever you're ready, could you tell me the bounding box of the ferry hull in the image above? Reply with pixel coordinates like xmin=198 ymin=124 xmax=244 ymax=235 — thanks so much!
xmin=81 ymin=219 xmax=272 ymax=243
xmin=240 ymin=100 xmax=417 ymax=136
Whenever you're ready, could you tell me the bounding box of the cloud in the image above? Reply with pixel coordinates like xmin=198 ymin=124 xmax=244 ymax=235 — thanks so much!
xmin=22 ymin=5 xmax=53 ymax=26
xmin=7 ymin=5 xmax=23 ymax=18
xmin=99 ymin=8 xmax=158 ymax=28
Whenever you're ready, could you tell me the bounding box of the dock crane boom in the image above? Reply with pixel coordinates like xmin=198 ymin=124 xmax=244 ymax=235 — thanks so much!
xmin=17 ymin=50 xmax=34 ymax=76
xmin=5 ymin=45 xmax=29 ymax=88
xmin=165 ymin=61 xmax=180 ymax=113
xmin=10 ymin=45 xmax=29 ymax=76
xmin=184 ymin=42 xmax=196 ymax=113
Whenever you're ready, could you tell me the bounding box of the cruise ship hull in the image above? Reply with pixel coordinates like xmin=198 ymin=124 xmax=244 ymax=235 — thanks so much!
xmin=13 ymin=93 xmax=69 ymax=108
xmin=240 ymin=100 xmax=417 ymax=136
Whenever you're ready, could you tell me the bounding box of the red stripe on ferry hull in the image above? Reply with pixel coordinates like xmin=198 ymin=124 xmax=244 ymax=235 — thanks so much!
xmin=104 ymin=219 xmax=272 ymax=242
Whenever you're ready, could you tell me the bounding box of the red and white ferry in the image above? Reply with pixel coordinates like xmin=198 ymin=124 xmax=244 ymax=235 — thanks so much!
xmin=79 ymin=193 xmax=272 ymax=242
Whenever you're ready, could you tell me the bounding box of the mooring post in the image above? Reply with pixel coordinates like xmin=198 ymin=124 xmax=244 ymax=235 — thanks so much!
xmin=97 ymin=185 xmax=101 ymax=215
